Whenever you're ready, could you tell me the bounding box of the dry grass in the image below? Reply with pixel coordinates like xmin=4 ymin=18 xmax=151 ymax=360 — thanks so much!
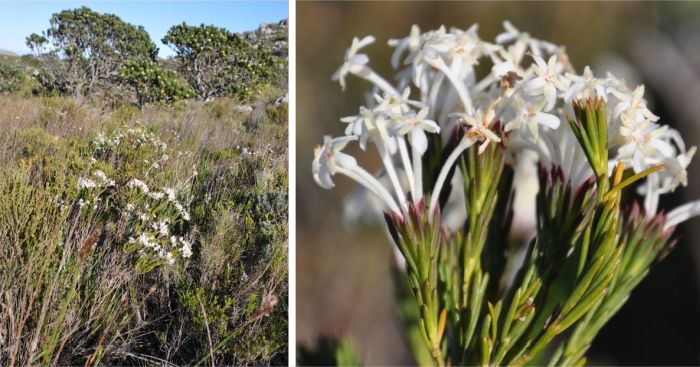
xmin=0 ymin=91 xmax=288 ymax=366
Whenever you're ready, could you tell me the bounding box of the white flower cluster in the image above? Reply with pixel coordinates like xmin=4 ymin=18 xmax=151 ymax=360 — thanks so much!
xmin=236 ymin=143 xmax=277 ymax=158
xmin=124 ymin=179 xmax=194 ymax=264
xmin=77 ymin=170 xmax=116 ymax=190
xmin=78 ymin=125 xmax=198 ymax=267
xmin=314 ymin=21 xmax=700 ymax=229
xmin=75 ymin=173 xmax=194 ymax=264
xmin=94 ymin=124 xmax=168 ymax=155
xmin=126 ymin=179 xmax=192 ymax=222
xmin=128 ymin=232 xmax=193 ymax=265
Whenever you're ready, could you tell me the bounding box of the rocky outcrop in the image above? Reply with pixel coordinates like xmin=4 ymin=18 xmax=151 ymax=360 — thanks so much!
xmin=241 ymin=19 xmax=288 ymax=58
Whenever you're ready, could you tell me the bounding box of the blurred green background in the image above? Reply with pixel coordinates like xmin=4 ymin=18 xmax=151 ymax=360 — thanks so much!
xmin=297 ymin=2 xmax=700 ymax=365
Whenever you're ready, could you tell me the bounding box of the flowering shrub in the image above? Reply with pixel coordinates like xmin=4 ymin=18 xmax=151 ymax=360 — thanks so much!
xmin=76 ymin=124 xmax=197 ymax=271
xmin=118 ymin=59 xmax=194 ymax=107
xmin=162 ymin=23 xmax=276 ymax=101
xmin=313 ymin=22 xmax=699 ymax=366
xmin=27 ymin=6 xmax=158 ymax=97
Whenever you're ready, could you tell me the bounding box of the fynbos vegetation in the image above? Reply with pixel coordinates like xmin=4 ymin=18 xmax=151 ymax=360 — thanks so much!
xmin=0 ymin=6 xmax=288 ymax=366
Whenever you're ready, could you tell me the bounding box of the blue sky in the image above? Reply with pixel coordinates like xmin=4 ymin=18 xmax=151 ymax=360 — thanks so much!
xmin=0 ymin=1 xmax=288 ymax=58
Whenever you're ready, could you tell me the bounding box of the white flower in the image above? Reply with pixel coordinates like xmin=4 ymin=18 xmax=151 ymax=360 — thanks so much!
xmin=312 ymin=136 xmax=359 ymax=189
xmin=92 ymin=170 xmax=115 ymax=187
xmin=647 ymin=146 xmax=696 ymax=194
xmin=563 ymin=66 xmax=608 ymax=102
xmin=127 ymin=179 xmax=149 ymax=193
xmin=158 ymin=220 xmax=169 ymax=237
xmin=332 ymin=36 xmax=376 ymax=90
xmin=77 ymin=177 xmax=96 ymax=189
xmin=173 ymin=201 xmax=190 ymax=221
xmin=431 ymin=24 xmax=483 ymax=67
xmin=521 ymin=54 xmax=569 ymax=111
xmin=148 ymin=192 xmax=165 ymax=200
xmin=390 ymin=108 xmax=440 ymax=155
xmin=181 ymin=239 xmax=193 ymax=258
xmin=313 ymin=135 xmax=402 ymax=214
xmin=340 ymin=107 xmax=397 ymax=155
xmin=616 ymin=122 xmax=673 ymax=173
xmin=495 ymin=21 xmax=559 ymax=59
xmin=491 ymin=47 xmax=521 ymax=78
xmin=611 ymin=85 xmax=659 ymax=124
xmin=388 ymin=25 xmax=422 ymax=68
xmin=373 ymin=87 xmax=425 ymax=115
xmin=138 ymin=233 xmax=156 ymax=249
xmin=163 ymin=187 xmax=177 ymax=201
xmin=504 ymin=100 xmax=560 ymax=140
xmin=452 ymin=107 xmax=502 ymax=154
xmin=313 ymin=22 xmax=700 ymax=232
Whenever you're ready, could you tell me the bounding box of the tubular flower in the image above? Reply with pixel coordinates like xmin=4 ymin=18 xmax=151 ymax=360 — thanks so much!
xmin=312 ymin=22 xmax=700 ymax=367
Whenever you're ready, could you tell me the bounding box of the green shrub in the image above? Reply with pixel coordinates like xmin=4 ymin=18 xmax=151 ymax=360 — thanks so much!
xmin=27 ymin=6 xmax=158 ymax=97
xmin=266 ymin=102 xmax=288 ymax=125
xmin=163 ymin=23 xmax=276 ymax=101
xmin=38 ymin=96 xmax=85 ymax=128
xmin=207 ymin=100 xmax=228 ymax=119
xmin=0 ymin=163 xmax=133 ymax=366
xmin=119 ymin=60 xmax=194 ymax=107
xmin=110 ymin=104 xmax=141 ymax=124
xmin=0 ymin=62 xmax=25 ymax=94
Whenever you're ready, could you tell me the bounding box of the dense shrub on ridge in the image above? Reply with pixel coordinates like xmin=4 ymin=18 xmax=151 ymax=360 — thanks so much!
xmin=26 ymin=6 xmax=157 ymax=97
xmin=162 ymin=23 xmax=277 ymax=101
xmin=18 ymin=7 xmax=286 ymax=107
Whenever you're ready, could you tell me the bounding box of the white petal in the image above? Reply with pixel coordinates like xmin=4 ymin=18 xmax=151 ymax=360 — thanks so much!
xmin=666 ymin=200 xmax=700 ymax=229
xmin=350 ymin=54 xmax=369 ymax=66
xmin=564 ymin=83 xmax=585 ymax=102
xmin=594 ymin=84 xmax=608 ymax=101
xmin=417 ymin=107 xmax=429 ymax=120
xmin=492 ymin=61 xmax=515 ymax=77
xmin=522 ymin=77 xmax=545 ymax=93
xmin=495 ymin=32 xmax=518 ymax=44
xmin=332 ymin=135 xmax=359 ymax=150
xmin=313 ymin=163 xmax=334 ymax=189
xmin=533 ymin=54 xmax=547 ymax=70
xmin=543 ymin=84 xmax=557 ymax=111
xmin=357 ymin=35 xmax=376 ymax=49
xmin=536 ymin=112 xmax=561 ymax=129
xmin=651 ymin=139 xmax=674 ymax=157
xmin=504 ymin=117 xmax=520 ymax=132
xmin=421 ymin=119 xmax=440 ymax=133
xmin=613 ymin=107 xmax=629 ymax=123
